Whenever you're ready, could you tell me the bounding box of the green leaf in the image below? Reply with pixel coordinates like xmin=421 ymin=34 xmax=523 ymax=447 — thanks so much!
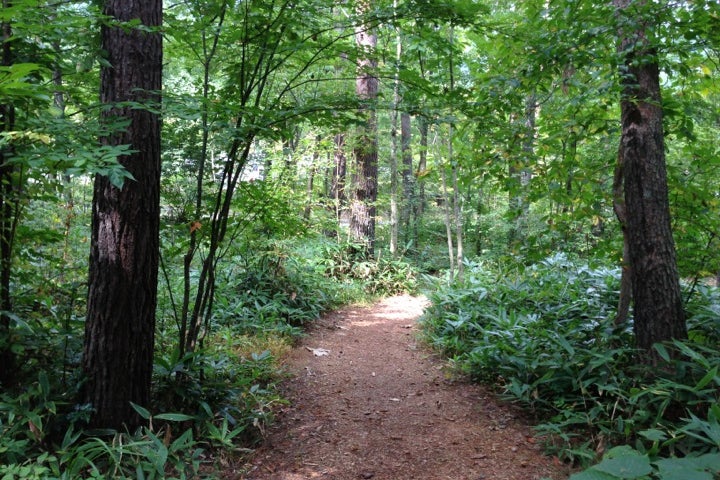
xmin=593 ymin=446 xmax=652 ymax=479
xmin=638 ymin=429 xmax=667 ymax=442
xmin=153 ymin=413 xmax=196 ymax=422
xmin=653 ymin=343 xmax=670 ymax=362
xmin=570 ymin=469 xmax=617 ymax=480
xmin=169 ymin=428 xmax=194 ymax=453
xmin=130 ymin=402 xmax=151 ymax=420
xmin=694 ymin=365 xmax=718 ymax=391
xmin=654 ymin=457 xmax=715 ymax=480
xmin=694 ymin=453 xmax=720 ymax=472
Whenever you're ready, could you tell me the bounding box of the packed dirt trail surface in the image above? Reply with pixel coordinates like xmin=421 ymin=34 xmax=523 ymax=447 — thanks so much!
xmin=240 ymin=295 xmax=569 ymax=480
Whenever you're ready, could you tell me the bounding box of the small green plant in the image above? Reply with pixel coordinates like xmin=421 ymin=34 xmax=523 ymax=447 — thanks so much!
xmin=570 ymin=445 xmax=720 ymax=480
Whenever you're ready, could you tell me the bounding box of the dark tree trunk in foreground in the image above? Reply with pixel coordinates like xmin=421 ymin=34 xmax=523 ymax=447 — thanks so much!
xmin=614 ymin=0 xmax=686 ymax=360
xmin=82 ymin=0 xmax=162 ymax=430
xmin=0 ymin=2 xmax=16 ymax=387
xmin=349 ymin=4 xmax=378 ymax=258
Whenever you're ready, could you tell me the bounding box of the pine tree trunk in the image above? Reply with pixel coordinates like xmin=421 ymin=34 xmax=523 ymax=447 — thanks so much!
xmin=614 ymin=0 xmax=686 ymax=361
xmin=82 ymin=0 xmax=162 ymax=430
xmin=349 ymin=6 xmax=378 ymax=258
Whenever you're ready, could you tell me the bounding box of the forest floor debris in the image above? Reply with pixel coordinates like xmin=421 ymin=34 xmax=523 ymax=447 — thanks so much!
xmin=235 ymin=294 xmax=570 ymax=480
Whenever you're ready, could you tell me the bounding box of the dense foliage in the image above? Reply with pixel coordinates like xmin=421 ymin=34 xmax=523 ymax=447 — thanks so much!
xmin=421 ymin=255 xmax=720 ymax=474
xmin=0 ymin=0 xmax=718 ymax=477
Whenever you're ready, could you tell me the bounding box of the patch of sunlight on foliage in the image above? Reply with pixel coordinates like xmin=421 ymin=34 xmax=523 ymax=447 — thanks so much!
xmin=230 ymin=334 xmax=294 ymax=363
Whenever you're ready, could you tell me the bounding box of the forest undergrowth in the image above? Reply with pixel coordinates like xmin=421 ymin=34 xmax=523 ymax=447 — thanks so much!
xmin=2 ymin=240 xmax=720 ymax=479
xmin=421 ymin=253 xmax=720 ymax=480
xmin=0 ymin=238 xmax=418 ymax=479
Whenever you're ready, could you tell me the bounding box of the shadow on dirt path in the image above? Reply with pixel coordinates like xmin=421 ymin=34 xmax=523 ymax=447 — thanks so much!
xmin=240 ymin=294 xmax=569 ymax=480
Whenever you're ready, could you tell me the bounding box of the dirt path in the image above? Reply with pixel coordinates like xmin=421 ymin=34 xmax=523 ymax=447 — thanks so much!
xmin=240 ymin=295 xmax=569 ymax=480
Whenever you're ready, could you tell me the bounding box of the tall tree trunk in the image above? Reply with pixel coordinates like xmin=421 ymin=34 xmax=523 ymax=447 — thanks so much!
xmin=330 ymin=133 xmax=347 ymax=236
xmin=614 ymin=0 xmax=686 ymax=361
xmin=451 ymin=138 xmax=463 ymax=281
xmin=413 ymin=115 xmax=428 ymax=247
xmin=400 ymin=112 xmax=413 ymax=246
xmin=304 ymin=135 xmax=321 ymax=221
xmin=82 ymin=0 xmax=162 ymax=430
xmin=52 ymin=38 xmax=75 ymax=281
xmin=508 ymin=94 xmax=536 ymax=248
xmin=447 ymin=29 xmax=463 ymax=281
xmin=0 ymin=1 xmax=16 ymax=387
xmin=440 ymin=146 xmax=455 ymax=280
xmin=349 ymin=4 xmax=378 ymax=258
xmin=389 ymin=12 xmax=401 ymax=256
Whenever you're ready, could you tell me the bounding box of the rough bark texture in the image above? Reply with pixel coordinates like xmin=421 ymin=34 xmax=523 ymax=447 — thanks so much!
xmin=82 ymin=0 xmax=162 ymax=430
xmin=614 ymin=0 xmax=686 ymax=359
xmin=0 ymin=2 xmax=16 ymax=387
xmin=349 ymin=7 xmax=378 ymax=258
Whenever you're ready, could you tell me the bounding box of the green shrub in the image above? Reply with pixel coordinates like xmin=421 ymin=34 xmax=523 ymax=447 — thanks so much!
xmin=212 ymin=245 xmax=338 ymax=336
xmin=153 ymin=346 xmax=282 ymax=447
xmin=421 ymin=254 xmax=720 ymax=466
xmin=316 ymin=240 xmax=418 ymax=296
xmin=570 ymin=445 xmax=720 ymax=480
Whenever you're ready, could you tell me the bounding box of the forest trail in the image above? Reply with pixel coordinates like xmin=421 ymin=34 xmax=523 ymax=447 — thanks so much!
xmin=238 ymin=295 xmax=569 ymax=480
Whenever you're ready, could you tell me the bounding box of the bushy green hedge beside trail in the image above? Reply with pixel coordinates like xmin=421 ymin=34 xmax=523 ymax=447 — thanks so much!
xmin=420 ymin=254 xmax=720 ymax=476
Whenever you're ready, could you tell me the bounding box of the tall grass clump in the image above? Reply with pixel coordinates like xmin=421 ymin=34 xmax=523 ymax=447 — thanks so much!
xmin=421 ymin=253 xmax=720 ymax=472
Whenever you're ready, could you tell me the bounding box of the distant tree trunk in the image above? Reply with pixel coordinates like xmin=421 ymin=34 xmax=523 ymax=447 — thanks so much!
xmin=561 ymin=134 xmax=577 ymax=215
xmin=440 ymin=155 xmax=455 ymax=280
xmin=304 ymin=135 xmax=321 ymax=221
xmin=82 ymin=0 xmax=162 ymax=430
xmin=0 ymin=2 xmax=17 ymax=387
xmin=400 ymin=112 xmax=414 ymax=247
xmin=614 ymin=0 xmax=686 ymax=360
xmin=389 ymin=14 xmax=401 ymax=256
xmin=349 ymin=5 xmax=378 ymax=257
xmin=414 ymin=115 xmax=429 ymax=247
xmin=508 ymin=94 xmax=536 ymax=248
xmin=451 ymin=137 xmax=463 ymax=281
xmin=330 ymin=133 xmax=347 ymax=235
xmin=446 ymin=27 xmax=463 ymax=281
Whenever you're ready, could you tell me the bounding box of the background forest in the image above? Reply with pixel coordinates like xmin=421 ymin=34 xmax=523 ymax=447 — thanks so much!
xmin=0 ymin=0 xmax=719 ymax=478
